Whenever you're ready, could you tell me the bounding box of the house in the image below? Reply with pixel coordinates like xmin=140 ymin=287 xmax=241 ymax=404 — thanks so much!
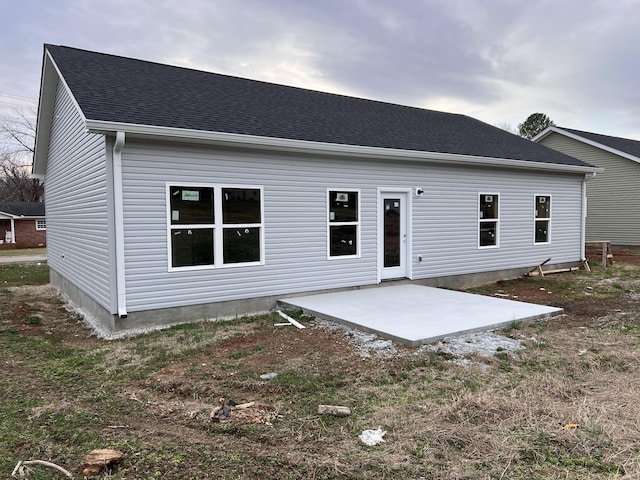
xmin=534 ymin=127 xmax=640 ymax=246
xmin=0 ymin=202 xmax=46 ymax=249
xmin=33 ymin=45 xmax=599 ymax=335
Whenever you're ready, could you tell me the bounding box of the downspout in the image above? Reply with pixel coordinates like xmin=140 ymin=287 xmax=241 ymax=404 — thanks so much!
xmin=113 ymin=131 xmax=127 ymax=318
xmin=581 ymin=172 xmax=596 ymax=261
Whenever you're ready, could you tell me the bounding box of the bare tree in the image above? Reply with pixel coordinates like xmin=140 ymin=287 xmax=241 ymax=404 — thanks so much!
xmin=0 ymin=150 xmax=44 ymax=201
xmin=0 ymin=104 xmax=36 ymax=156
xmin=0 ymin=104 xmax=43 ymax=202
xmin=494 ymin=122 xmax=518 ymax=135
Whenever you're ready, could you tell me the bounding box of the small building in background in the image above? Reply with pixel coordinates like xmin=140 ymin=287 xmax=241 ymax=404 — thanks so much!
xmin=0 ymin=202 xmax=46 ymax=249
xmin=534 ymin=127 xmax=640 ymax=246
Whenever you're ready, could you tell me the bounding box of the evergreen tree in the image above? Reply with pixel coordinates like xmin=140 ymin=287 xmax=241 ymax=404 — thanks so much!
xmin=518 ymin=113 xmax=555 ymax=139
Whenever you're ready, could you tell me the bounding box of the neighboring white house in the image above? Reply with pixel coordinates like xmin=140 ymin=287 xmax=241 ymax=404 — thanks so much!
xmin=33 ymin=45 xmax=599 ymax=335
xmin=534 ymin=126 xmax=640 ymax=246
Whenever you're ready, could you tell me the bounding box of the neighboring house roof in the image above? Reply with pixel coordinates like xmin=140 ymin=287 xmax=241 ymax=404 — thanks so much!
xmin=35 ymin=44 xmax=597 ymax=174
xmin=533 ymin=127 xmax=640 ymax=164
xmin=0 ymin=202 xmax=45 ymax=218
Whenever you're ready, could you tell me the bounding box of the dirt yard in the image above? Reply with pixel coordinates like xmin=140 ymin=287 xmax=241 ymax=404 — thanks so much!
xmin=2 ymin=249 xmax=640 ymax=479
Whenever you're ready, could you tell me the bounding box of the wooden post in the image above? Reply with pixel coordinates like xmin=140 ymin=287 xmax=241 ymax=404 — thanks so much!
xmin=585 ymin=241 xmax=613 ymax=268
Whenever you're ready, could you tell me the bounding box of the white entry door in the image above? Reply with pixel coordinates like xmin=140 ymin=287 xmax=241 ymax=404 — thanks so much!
xmin=379 ymin=191 xmax=408 ymax=280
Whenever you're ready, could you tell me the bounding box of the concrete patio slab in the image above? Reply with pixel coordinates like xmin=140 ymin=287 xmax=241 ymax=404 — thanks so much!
xmin=279 ymin=285 xmax=563 ymax=346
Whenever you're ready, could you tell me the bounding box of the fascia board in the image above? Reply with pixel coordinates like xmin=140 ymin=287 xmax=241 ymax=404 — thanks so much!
xmin=0 ymin=211 xmax=43 ymax=219
xmin=85 ymin=119 xmax=601 ymax=175
xmin=530 ymin=126 xmax=556 ymax=142
xmin=534 ymin=126 xmax=640 ymax=166
xmin=32 ymin=51 xmax=56 ymax=177
xmin=33 ymin=49 xmax=88 ymax=178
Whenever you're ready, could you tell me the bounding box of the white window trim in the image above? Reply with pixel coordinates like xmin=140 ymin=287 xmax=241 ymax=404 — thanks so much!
xmin=478 ymin=192 xmax=500 ymax=249
xmin=35 ymin=219 xmax=46 ymax=230
xmin=166 ymin=182 xmax=265 ymax=272
xmin=327 ymin=188 xmax=361 ymax=259
xmin=534 ymin=194 xmax=552 ymax=245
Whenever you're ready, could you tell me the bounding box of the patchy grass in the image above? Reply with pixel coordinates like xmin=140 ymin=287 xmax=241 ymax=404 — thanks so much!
xmin=1 ymin=258 xmax=640 ymax=478
xmin=0 ymin=261 xmax=49 ymax=286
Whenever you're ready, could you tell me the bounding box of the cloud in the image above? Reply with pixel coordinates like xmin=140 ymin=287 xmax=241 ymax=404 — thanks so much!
xmin=1 ymin=0 xmax=639 ymax=138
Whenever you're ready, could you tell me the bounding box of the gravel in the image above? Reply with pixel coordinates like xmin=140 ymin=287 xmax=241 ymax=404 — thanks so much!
xmin=315 ymin=319 xmax=524 ymax=360
xmin=428 ymin=331 xmax=524 ymax=357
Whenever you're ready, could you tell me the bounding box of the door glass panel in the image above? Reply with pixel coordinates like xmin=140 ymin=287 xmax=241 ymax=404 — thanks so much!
xmin=384 ymin=198 xmax=401 ymax=267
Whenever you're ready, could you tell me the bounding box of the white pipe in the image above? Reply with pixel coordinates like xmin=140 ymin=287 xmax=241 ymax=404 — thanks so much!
xmin=113 ymin=131 xmax=127 ymax=318
xmin=276 ymin=310 xmax=306 ymax=329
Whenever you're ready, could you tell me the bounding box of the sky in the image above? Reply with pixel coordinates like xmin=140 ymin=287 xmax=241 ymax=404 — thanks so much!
xmin=2 ymin=0 xmax=640 ymax=142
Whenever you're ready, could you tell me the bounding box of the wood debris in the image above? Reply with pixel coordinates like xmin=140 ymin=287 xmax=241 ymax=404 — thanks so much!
xmin=210 ymin=398 xmax=278 ymax=426
xmin=526 ymin=258 xmax=582 ymax=277
xmin=317 ymin=405 xmax=351 ymax=417
xmin=80 ymin=449 xmax=124 ymax=477
xmin=12 ymin=460 xmax=73 ymax=479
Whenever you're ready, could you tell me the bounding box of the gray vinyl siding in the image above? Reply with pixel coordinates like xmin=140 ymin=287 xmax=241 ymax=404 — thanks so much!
xmin=120 ymin=140 xmax=584 ymax=312
xmin=45 ymin=80 xmax=113 ymax=310
xmin=540 ymin=133 xmax=640 ymax=246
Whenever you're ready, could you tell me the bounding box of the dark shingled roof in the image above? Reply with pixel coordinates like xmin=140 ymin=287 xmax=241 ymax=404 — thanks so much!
xmin=559 ymin=127 xmax=640 ymax=160
xmin=46 ymin=44 xmax=593 ymax=168
xmin=0 ymin=202 xmax=45 ymax=217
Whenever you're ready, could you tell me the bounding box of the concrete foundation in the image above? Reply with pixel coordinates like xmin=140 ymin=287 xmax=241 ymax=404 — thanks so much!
xmin=51 ymin=267 xmax=277 ymax=338
xmin=50 ymin=262 xmax=579 ymax=338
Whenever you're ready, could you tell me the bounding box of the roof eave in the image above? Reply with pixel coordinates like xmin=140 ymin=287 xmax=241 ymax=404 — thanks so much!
xmin=530 ymin=126 xmax=557 ymax=142
xmin=0 ymin=212 xmax=43 ymax=219
xmin=85 ymin=120 xmax=601 ymax=175
xmin=533 ymin=126 xmax=640 ymax=165
xmin=33 ymin=50 xmax=57 ymax=177
xmin=33 ymin=47 xmax=88 ymax=178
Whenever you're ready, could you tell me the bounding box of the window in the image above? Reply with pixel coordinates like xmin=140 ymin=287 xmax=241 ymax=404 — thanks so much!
xmin=479 ymin=193 xmax=499 ymax=247
xmin=328 ymin=190 xmax=359 ymax=257
xmin=221 ymin=188 xmax=262 ymax=264
xmin=534 ymin=195 xmax=551 ymax=244
xmin=168 ymin=184 xmax=263 ymax=269
xmin=35 ymin=219 xmax=46 ymax=230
